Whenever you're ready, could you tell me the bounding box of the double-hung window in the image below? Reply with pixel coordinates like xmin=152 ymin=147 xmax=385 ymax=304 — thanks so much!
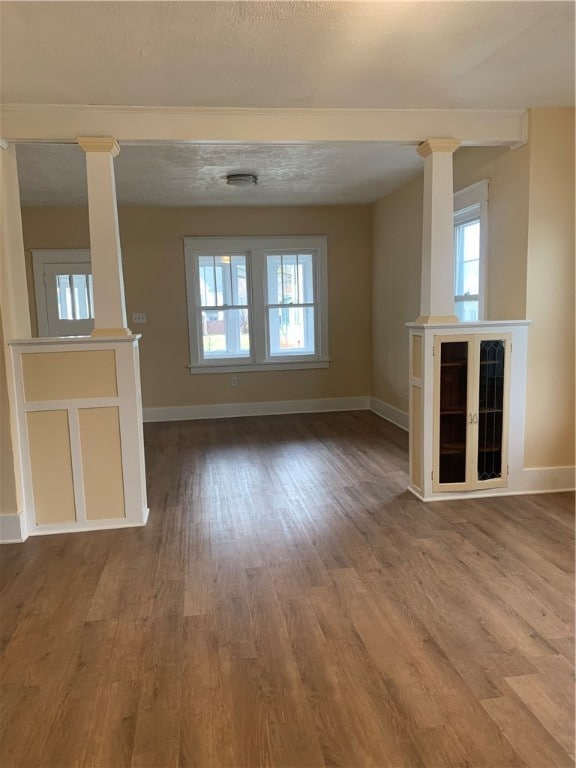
xmin=184 ymin=236 xmax=329 ymax=372
xmin=453 ymin=180 xmax=488 ymax=322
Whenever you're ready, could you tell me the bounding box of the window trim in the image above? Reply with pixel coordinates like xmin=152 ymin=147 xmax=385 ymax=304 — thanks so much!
xmin=453 ymin=179 xmax=488 ymax=322
xmin=183 ymin=236 xmax=329 ymax=373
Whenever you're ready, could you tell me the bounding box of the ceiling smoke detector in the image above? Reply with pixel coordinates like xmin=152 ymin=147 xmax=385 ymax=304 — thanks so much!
xmin=226 ymin=173 xmax=258 ymax=187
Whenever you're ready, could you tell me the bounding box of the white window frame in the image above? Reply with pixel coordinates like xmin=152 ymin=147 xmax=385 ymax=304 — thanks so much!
xmin=31 ymin=249 xmax=93 ymax=337
xmin=184 ymin=236 xmax=329 ymax=374
xmin=453 ymin=179 xmax=488 ymax=322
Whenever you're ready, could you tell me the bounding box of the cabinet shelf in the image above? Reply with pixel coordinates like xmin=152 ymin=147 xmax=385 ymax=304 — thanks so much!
xmin=479 ymin=408 xmax=503 ymax=414
xmin=441 ymin=360 xmax=467 ymax=367
xmin=440 ymin=408 xmax=466 ymax=415
xmin=439 ymin=442 xmax=466 ymax=455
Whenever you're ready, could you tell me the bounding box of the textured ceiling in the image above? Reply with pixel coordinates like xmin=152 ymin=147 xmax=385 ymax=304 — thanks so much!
xmin=1 ymin=2 xmax=574 ymax=109
xmin=8 ymin=2 xmax=572 ymax=208
xmin=16 ymin=142 xmax=429 ymax=207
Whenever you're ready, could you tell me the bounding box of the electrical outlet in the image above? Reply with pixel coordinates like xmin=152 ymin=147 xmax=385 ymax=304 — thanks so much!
xmin=230 ymin=376 xmax=238 ymax=387
xmin=132 ymin=312 xmax=147 ymax=324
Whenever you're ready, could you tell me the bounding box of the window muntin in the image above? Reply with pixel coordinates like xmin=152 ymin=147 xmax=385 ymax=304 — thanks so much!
xmin=184 ymin=236 xmax=328 ymax=372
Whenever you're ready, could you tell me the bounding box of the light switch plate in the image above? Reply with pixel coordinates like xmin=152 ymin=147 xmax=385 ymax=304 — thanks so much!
xmin=132 ymin=312 xmax=147 ymax=324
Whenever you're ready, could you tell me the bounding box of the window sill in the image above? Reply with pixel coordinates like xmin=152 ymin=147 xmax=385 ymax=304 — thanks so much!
xmin=187 ymin=359 xmax=331 ymax=374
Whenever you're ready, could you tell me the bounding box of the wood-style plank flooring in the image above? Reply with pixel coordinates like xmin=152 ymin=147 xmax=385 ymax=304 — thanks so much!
xmin=1 ymin=411 xmax=574 ymax=767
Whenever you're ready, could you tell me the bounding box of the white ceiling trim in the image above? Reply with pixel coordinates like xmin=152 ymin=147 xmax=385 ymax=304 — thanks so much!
xmin=0 ymin=105 xmax=528 ymax=147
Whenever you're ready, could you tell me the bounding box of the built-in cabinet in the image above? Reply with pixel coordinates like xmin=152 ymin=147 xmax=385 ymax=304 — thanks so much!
xmin=407 ymin=321 xmax=530 ymax=501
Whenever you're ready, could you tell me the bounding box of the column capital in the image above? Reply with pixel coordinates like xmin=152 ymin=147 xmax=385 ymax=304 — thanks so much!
xmin=0 ymin=139 xmax=8 ymax=150
xmin=417 ymin=138 xmax=461 ymax=158
xmin=77 ymin=136 xmax=120 ymax=157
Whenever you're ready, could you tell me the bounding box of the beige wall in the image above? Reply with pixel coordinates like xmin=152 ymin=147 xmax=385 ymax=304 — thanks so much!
xmin=524 ymin=109 xmax=575 ymax=468
xmin=21 ymin=205 xmax=372 ymax=407
xmin=371 ymin=176 xmax=422 ymax=409
xmin=21 ymin=207 xmax=91 ymax=336
xmin=452 ymin=113 xmax=575 ymax=467
xmin=453 ymin=145 xmax=531 ymax=321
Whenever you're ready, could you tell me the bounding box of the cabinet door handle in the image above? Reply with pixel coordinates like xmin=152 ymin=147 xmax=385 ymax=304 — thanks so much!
xmin=474 ymin=413 xmax=478 ymax=423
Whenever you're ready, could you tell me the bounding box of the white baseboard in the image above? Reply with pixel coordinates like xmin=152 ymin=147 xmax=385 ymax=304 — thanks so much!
xmin=29 ymin=510 xmax=150 ymax=537
xmin=143 ymin=396 xmax=370 ymax=423
xmin=369 ymin=397 xmax=409 ymax=431
xmin=520 ymin=466 xmax=575 ymax=494
xmin=0 ymin=511 xmax=28 ymax=543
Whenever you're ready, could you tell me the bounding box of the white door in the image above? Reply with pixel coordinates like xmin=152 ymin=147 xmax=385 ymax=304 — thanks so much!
xmin=33 ymin=250 xmax=94 ymax=337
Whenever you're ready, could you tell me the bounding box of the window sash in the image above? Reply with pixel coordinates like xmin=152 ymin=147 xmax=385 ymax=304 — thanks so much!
xmin=199 ymin=307 xmax=251 ymax=359
xmin=264 ymin=249 xmax=318 ymax=359
xmin=192 ymin=251 xmax=252 ymax=364
xmin=454 ymin=218 xmax=480 ymax=298
xmin=453 ymin=180 xmax=488 ymax=321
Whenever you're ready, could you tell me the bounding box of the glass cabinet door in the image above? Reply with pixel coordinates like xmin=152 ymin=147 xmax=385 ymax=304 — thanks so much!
xmin=477 ymin=339 xmax=506 ymax=482
xmin=438 ymin=340 xmax=469 ymax=484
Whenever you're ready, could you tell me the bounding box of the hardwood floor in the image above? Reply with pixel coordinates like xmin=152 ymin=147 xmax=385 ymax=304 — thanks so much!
xmin=1 ymin=411 xmax=574 ymax=768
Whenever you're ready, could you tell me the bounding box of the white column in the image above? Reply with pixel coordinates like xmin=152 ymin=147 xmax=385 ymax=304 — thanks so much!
xmin=77 ymin=136 xmax=131 ymax=337
xmin=416 ymin=138 xmax=461 ymax=324
xmin=0 ymin=141 xmax=31 ymax=539
xmin=0 ymin=142 xmax=31 ymax=339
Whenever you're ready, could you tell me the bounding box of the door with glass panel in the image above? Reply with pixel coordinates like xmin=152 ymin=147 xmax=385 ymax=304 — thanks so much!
xmin=32 ymin=250 xmax=94 ymax=337
xmin=433 ymin=334 xmax=510 ymax=491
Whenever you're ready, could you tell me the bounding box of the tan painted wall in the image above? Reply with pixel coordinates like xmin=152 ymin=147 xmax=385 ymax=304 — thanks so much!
xmin=0 ymin=313 xmax=18 ymax=515
xmin=371 ymin=176 xmax=422 ymax=409
xmin=524 ymin=109 xmax=575 ymax=468
xmin=453 ymin=145 xmax=530 ymax=321
xmin=21 ymin=205 xmax=372 ymax=407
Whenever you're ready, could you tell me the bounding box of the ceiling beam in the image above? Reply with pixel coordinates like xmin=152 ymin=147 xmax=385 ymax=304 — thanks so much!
xmin=0 ymin=105 xmax=528 ymax=147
